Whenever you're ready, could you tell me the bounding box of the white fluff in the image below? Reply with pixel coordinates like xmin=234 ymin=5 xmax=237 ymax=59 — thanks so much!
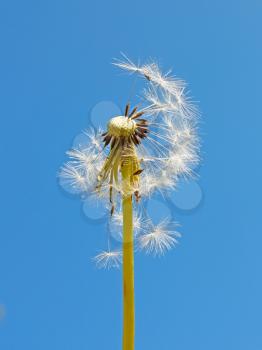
xmin=93 ymin=250 xmax=122 ymax=269
xmin=138 ymin=220 xmax=181 ymax=256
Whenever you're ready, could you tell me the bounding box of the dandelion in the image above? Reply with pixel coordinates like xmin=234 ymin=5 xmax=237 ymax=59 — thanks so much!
xmin=59 ymin=55 xmax=201 ymax=350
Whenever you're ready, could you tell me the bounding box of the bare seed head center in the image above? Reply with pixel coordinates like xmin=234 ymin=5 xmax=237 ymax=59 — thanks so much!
xmin=108 ymin=116 xmax=136 ymax=137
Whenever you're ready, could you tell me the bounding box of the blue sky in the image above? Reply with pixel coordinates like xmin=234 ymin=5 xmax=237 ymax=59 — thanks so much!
xmin=0 ymin=0 xmax=262 ymax=349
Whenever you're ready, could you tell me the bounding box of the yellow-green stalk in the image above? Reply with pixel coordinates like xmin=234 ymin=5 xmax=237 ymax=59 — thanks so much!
xmin=121 ymin=160 xmax=135 ymax=350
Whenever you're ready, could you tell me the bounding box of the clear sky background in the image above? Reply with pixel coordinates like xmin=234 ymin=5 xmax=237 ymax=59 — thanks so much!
xmin=0 ymin=1 xmax=262 ymax=349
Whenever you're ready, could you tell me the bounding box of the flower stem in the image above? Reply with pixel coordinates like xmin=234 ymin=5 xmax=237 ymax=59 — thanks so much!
xmin=122 ymin=163 xmax=135 ymax=350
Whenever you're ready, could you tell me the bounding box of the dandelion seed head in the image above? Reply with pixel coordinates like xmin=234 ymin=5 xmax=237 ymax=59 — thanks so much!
xmin=61 ymin=56 xmax=200 ymax=202
xmin=60 ymin=55 xmax=201 ymax=257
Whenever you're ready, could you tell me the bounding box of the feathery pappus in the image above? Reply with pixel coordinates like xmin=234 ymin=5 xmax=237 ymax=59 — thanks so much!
xmin=59 ymin=55 xmax=201 ymax=267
